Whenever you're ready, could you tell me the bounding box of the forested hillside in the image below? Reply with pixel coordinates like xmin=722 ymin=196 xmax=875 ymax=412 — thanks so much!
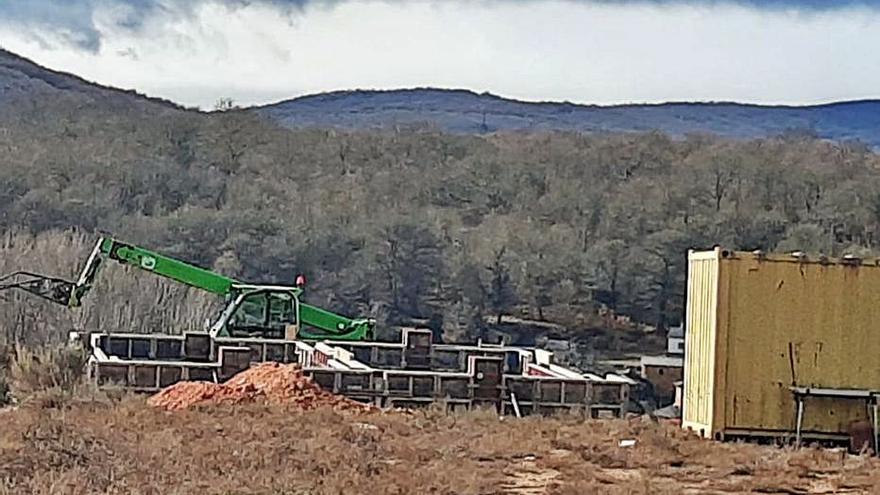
xmin=0 ymin=49 xmax=181 ymax=113
xmin=2 ymin=89 xmax=880 ymax=348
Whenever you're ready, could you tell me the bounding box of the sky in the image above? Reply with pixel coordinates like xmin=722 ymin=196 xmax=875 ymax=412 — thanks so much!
xmin=0 ymin=0 xmax=879 ymax=109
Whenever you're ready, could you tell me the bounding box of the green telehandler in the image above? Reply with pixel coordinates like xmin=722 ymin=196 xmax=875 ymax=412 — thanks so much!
xmin=0 ymin=236 xmax=375 ymax=341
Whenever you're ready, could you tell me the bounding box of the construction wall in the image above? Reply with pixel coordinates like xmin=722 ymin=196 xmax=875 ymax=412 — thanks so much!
xmin=83 ymin=330 xmax=631 ymax=418
xmin=683 ymin=248 xmax=880 ymax=440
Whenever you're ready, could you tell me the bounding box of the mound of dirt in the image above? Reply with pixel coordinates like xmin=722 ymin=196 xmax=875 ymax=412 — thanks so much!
xmin=148 ymin=362 xmax=375 ymax=413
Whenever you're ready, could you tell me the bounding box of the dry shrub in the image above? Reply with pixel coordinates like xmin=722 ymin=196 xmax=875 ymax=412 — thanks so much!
xmin=7 ymin=344 xmax=87 ymax=401
xmin=0 ymin=400 xmax=507 ymax=494
xmin=0 ymin=401 xmax=877 ymax=494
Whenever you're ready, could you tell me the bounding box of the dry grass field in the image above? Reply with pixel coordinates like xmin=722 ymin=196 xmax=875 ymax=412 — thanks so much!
xmin=0 ymin=395 xmax=877 ymax=495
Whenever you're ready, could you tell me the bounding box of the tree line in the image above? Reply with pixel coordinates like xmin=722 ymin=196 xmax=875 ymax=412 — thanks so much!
xmin=1 ymin=97 xmax=879 ymax=345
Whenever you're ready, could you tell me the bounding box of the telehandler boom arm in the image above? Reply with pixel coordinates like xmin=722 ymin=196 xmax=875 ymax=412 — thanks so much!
xmin=72 ymin=237 xmax=236 ymax=305
xmin=0 ymin=236 xmax=375 ymax=341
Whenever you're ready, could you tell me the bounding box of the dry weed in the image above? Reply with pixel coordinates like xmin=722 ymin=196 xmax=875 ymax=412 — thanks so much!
xmin=0 ymin=345 xmax=10 ymax=406
xmin=0 ymin=398 xmax=876 ymax=494
xmin=7 ymin=344 xmax=87 ymax=401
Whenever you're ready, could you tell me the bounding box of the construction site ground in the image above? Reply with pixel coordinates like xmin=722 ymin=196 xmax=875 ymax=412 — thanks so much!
xmin=1 ymin=395 xmax=878 ymax=495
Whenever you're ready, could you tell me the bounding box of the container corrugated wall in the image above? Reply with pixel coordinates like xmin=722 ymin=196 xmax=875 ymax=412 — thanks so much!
xmin=684 ymin=249 xmax=880 ymax=440
xmin=682 ymin=248 xmax=722 ymax=438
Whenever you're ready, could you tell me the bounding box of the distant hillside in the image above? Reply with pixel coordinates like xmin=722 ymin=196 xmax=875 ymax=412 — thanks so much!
xmin=0 ymin=48 xmax=183 ymax=113
xmin=257 ymin=88 xmax=880 ymax=147
xmin=3 ymin=49 xmax=879 ymax=146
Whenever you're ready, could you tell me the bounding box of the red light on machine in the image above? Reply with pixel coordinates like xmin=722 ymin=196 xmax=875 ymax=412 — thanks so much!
xmin=295 ymin=275 xmax=306 ymax=288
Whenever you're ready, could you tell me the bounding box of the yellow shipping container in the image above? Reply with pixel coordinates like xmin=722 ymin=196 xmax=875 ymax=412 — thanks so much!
xmin=683 ymin=247 xmax=880 ymax=441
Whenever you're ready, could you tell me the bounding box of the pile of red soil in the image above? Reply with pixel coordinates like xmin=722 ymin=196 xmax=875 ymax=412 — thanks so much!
xmin=148 ymin=362 xmax=375 ymax=413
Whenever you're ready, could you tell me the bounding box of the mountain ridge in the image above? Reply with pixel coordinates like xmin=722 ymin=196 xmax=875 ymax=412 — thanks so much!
xmin=2 ymin=48 xmax=880 ymax=145
xmin=0 ymin=48 xmax=185 ymax=112
xmin=256 ymin=87 xmax=880 ymax=146
xmin=252 ymin=86 xmax=880 ymax=112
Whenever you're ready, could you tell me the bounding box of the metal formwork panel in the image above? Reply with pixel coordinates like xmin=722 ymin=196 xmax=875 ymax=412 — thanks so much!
xmin=159 ymin=367 xmax=183 ymax=387
xmin=156 ymin=339 xmax=183 ymax=360
xmin=592 ymin=383 xmax=625 ymax=405
xmin=538 ymin=382 xmax=563 ymax=403
xmin=385 ymin=375 xmax=411 ymax=395
xmin=411 ymin=376 xmax=435 ymax=397
xmin=184 ymin=333 xmax=211 ymax=361
xmin=375 ymin=348 xmax=403 ymax=367
xmin=106 ymin=337 xmax=130 ymax=358
xmin=439 ymin=377 xmax=469 ymax=399
xmin=309 ymin=370 xmax=337 ymax=391
xmin=563 ymin=382 xmax=588 ymax=404
xmin=507 ymin=378 xmax=536 ymax=402
xmin=432 ymin=350 xmax=463 ymax=371
xmin=264 ymin=343 xmax=285 ymax=362
xmin=133 ymin=365 xmax=157 ymax=388
xmin=340 ymin=373 xmax=371 ymax=393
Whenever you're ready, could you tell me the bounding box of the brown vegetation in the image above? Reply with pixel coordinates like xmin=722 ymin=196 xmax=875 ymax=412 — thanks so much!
xmin=0 ymin=397 xmax=876 ymax=494
xmin=5 ymin=344 xmax=87 ymax=400
xmin=0 ymin=341 xmax=88 ymax=406
xmin=0 ymin=345 xmax=9 ymax=405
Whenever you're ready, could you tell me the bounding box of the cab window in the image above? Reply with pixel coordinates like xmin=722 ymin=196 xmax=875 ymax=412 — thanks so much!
xmin=268 ymin=292 xmax=296 ymax=326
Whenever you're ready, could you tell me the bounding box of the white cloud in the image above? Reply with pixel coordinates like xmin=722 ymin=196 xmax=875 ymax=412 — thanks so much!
xmin=0 ymin=0 xmax=877 ymax=109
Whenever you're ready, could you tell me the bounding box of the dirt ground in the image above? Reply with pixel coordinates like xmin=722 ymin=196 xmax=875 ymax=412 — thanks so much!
xmin=0 ymin=397 xmax=877 ymax=495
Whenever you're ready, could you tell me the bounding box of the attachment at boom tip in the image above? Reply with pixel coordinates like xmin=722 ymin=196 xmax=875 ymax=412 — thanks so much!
xmin=0 ymin=271 xmax=78 ymax=307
